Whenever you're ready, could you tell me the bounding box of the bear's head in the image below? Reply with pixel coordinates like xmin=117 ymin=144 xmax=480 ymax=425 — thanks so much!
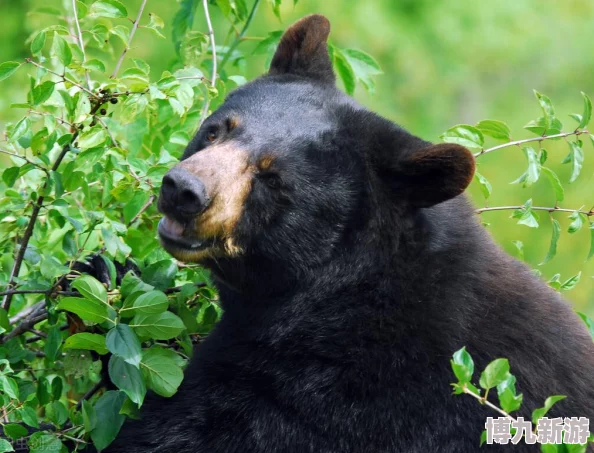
xmin=157 ymin=15 xmax=475 ymax=287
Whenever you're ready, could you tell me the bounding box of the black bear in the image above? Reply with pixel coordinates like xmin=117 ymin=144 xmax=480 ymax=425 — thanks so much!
xmin=106 ymin=14 xmax=594 ymax=453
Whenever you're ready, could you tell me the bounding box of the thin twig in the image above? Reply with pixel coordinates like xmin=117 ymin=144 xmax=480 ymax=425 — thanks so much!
xmin=75 ymin=381 xmax=104 ymax=410
xmin=26 ymin=58 xmax=95 ymax=97
xmin=200 ymin=0 xmax=218 ymax=122
xmin=28 ymin=109 xmax=74 ymax=128
xmin=461 ymin=385 xmax=518 ymax=423
xmin=71 ymin=0 xmax=91 ymax=89
xmin=3 ymin=311 xmax=49 ymax=343
xmin=203 ymin=0 xmax=217 ymax=88
xmin=475 ymin=130 xmax=589 ymax=157
xmin=128 ymin=194 xmax=156 ymax=226
xmin=9 ymin=301 xmax=45 ymax=324
xmin=0 ymin=149 xmax=48 ymax=174
xmin=218 ymin=0 xmax=261 ymax=72
xmin=476 ymin=205 xmax=594 ymax=216
xmin=111 ymin=0 xmax=148 ymax=78
xmin=95 ymin=116 xmax=118 ymax=147
xmin=1 ymin=289 xmax=79 ymax=299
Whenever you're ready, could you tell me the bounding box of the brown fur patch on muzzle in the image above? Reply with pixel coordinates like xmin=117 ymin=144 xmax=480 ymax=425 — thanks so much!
xmin=176 ymin=142 xmax=252 ymax=258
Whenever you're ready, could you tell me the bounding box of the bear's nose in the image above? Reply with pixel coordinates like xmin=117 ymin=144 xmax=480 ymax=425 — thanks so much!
xmin=160 ymin=167 xmax=210 ymax=219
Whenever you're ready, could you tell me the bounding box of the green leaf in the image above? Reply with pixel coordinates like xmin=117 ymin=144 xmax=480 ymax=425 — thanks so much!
xmin=512 ymin=199 xmax=539 ymax=228
xmin=578 ymin=92 xmax=592 ymax=129
xmin=140 ymin=348 xmax=184 ymax=397
xmin=562 ymin=141 xmax=584 ymax=183
xmin=333 ymin=49 xmax=356 ymax=95
xmin=561 ymin=272 xmax=581 ymax=291
xmin=0 ymin=62 xmax=21 ymax=82
xmin=440 ymin=125 xmax=484 ymax=149
xmin=172 ymin=0 xmax=199 ymax=54
xmin=535 ymin=90 xmax=555 ymax=119
xmin=532 ymin=395 xmax=566 ymax=424
xmin=46 ymin=401 xmax=68 ymax=426
xmin=123 ymin=191 xmax=150 ymax=224
xmin=44 ymin=326 xmax=62 ymax=361
xmin=268 ymin=0 xmax=282 ymax=18
xmin=578 ymin=313 xmax=594 ymax=342
xmin=28 ymin=433 xmax=62 ymax=453
xmin=497 ymin=374 xmax=523 ymax=413
xmin=142 ymin=260 xmax=178 ymax=290
xmin=31 ymin=80 xmax=55 ymax=106
xmin=73 ymin=91 xmax=91 ymax=122
xmin=2 ymin=167 xmax=20 ymax=188
xmin=0 ymin=375 xmax=19 ymax=399
xmin=568 ymin=211 xmax=585 ymax=234
xmin=106 ymin=324 xmax=142 ymax=367
xmin=90 ymin=391 xmax=126 ymax=451
xmin=132 ymin=290 xmax=169 ymax=315
xmin=473 ymin=171 xmax=493 ymax=200
xmin=51 ymin=376 xmax=62 ymax=400
xmin=18 ymin=406 xmax=38 ymax=428
xmin=475 ymin=119 xmax=511 ymax=142
xmin=77 ymin=127 xmax=107 ymax=150
xmin=10 ymin=117 xmax=30 ymax=143
xmin=540 ymin=218 xmax=561 ymax=265
xmin=479 ymin=358 xmax=510 ymax=390
xmin=131 ymin=312 xmax=186 ymax=340
xmin=71 ymin=274 xmax=108 ymax=305
xmin=450 ymin=347 xmax=474 ymax=384
xmin=51 ymin=34 xmax=72 ymax=66
xmin=252 ymin=30 xmax=283 ymax=56
xmin=108 ymin=355 xmax=146 ymax=406
xmin=121 ymin=271 xmax=154 ymax=299
xmin=216 ymin=0 xmax=232 ymax=17
xmin=82 ymin=400 xmax=97 ymax=432
xmin=511 ymin=147 xmax=540 ymax=187
xmin=57 ymin=296 xmax=112 ymax=324
xmin=90 ymin=0 xmax=128 ymax=18
xmin=540 ymin=167 xmax=564 ymax=202
xmin=340 ymin=48 xmax=382 ymax=95
xmin=85 ymin=58 xmax=106 ymax=72
xmin=120 ymin=94 xmax=148 ymax=124
xmin=0 ymin=439 xmax=14 ymax=452
xmin=3 ymin=423 xmax=27 ymax=440
xmin=524 ymin=116 xmax=563 ymax=136
xmin=64 ymin=333 xmax=108 ymax=354
xmin=31 ymin=31 xmax=46 ymax=55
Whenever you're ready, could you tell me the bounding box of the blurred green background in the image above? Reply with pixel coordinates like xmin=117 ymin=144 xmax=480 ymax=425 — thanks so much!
xmin=1 ymin=0 xmax=593 ymax=312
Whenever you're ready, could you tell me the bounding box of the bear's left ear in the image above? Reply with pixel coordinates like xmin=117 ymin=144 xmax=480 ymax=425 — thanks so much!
xmin=393 ymin=143 xmax=476 ymax=208
xmin=269 ymin=14 xmax=335 ymax=83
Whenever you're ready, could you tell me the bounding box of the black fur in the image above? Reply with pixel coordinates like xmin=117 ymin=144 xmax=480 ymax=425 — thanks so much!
xmin=106 ymin=15 xmax=594 ymax=453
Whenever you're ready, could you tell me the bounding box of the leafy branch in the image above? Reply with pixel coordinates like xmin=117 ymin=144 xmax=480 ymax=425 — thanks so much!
xmin=475 ymin=129 xmax=590 ymax=158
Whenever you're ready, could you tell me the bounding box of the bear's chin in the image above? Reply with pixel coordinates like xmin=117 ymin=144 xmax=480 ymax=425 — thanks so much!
xmin=158 ymin=217 xmax=217 ymax=262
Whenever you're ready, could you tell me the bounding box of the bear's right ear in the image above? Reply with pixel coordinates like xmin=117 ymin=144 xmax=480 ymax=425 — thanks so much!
xmin=269 ymin=14 xmax=335 ymax=83
xmin=390 ymin=143 xmax=476 ymax=208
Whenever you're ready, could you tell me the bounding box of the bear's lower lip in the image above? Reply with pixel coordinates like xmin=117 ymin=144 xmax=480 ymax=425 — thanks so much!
xmin=157 ymin=217 xmax=212 ymax=251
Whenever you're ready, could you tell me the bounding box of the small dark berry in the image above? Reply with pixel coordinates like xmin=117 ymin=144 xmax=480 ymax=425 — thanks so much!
xmin=100 ymin=108 xmax=107 ymax=115
xmin=110 ymin=98 xmax=118 ymax=104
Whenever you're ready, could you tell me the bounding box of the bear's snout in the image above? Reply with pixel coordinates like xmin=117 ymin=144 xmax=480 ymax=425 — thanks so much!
xmin=160 ymin=167 xmax=210 ymax=222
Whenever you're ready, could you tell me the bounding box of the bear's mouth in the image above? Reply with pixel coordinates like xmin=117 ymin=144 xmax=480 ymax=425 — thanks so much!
xmin=157 ymin=217 xmax=215 ymax=252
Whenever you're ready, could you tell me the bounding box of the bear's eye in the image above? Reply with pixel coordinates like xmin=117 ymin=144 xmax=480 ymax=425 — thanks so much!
xmin=206 ymin=130 xmax=218 ymax=143
xmin=259 ymin=172 xmax=281 ymax=190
